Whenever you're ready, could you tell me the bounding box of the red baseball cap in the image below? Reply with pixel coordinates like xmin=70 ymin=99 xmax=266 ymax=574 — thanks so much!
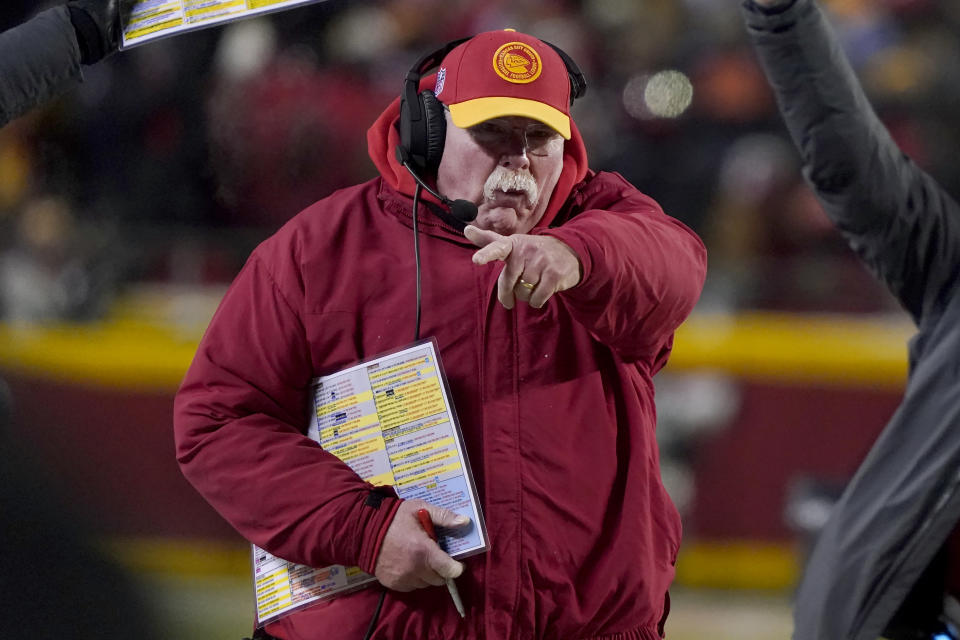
xmin=433 ymin=29 xmax=573 ymax=140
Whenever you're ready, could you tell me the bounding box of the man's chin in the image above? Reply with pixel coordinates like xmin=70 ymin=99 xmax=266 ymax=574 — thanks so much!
xmin=475 ymin=205 xmax=537 ymax=235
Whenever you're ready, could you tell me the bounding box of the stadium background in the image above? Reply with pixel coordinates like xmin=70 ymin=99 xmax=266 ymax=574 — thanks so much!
xmin=2 ymin=0 xmax=958 ymax=637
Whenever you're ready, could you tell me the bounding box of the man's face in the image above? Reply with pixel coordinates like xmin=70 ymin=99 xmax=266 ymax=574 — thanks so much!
xmin=436 ymin=112 xmax=564 ymax=236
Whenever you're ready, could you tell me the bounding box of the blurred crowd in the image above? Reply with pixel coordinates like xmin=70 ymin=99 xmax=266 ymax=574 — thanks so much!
xmin=2 ymin=0 xmax=960 ymax=324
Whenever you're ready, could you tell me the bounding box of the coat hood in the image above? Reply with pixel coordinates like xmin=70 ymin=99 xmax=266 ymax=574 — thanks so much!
xmin=366 ymin=74 xmax=589 ymax=230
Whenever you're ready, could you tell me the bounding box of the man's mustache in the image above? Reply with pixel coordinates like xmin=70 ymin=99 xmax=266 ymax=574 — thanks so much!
xmin=483 ymin=167 xmax=538 ymax=205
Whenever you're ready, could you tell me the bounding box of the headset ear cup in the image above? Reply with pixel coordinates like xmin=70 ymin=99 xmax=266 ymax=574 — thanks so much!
xmin=420 ymin=90 xmax=447 ymax=171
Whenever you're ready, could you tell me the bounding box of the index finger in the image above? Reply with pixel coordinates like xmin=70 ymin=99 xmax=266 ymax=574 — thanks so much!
xmin=463 ymin=225 xmax=504 ymax=248
xmin=472 ymin=238 xmax=514 ymax=265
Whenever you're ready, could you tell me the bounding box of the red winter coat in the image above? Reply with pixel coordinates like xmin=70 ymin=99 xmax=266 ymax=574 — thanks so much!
xmin=174 ymin=94 xmax=707 ymax=640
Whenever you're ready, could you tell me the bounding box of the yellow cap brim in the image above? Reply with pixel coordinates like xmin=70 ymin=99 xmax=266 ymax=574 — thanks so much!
xmin=448 ymin=97 xmax=571 ymax=139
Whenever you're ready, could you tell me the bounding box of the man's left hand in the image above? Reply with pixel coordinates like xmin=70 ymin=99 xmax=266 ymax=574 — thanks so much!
xmin=68 ymin=0 xmax=131 ymax=63
xmin=464 ymin=225 xmax=581 ymax=310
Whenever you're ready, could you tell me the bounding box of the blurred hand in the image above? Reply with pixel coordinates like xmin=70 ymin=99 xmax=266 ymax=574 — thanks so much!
xmin=68 ymin=0 xmax=133 ymax=60
xmin=373 ymin=500 xmax=469 ymax=592
xmin=465 ymin=225 xmax=581 ymax=310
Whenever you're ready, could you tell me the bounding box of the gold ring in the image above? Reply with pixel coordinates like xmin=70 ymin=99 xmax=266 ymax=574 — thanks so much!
xmin=518 ymin=278 xmax=536 ymax=290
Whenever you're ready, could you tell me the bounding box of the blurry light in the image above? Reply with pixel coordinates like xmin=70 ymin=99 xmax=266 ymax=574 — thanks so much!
xmin=655 ymin=372 xmax=741 ymax=437
xmin=20 ymin=196 xmax=72 ymax=251
xmin=623 ymin=75 xmax=653 ymax=120
xmin=865 ymin=46 xmax=929 ymax=96
xmin=585 ymin=0 xmax=638 ymax=29
xmin=622 ymin=70 xmax=694 ymax=121
xmin=718 ymin=134 xmax=795 ymax=204
xmin=660 ymin=461 xmax=695 ymax=516
xmin=622 ymin=74 xmax=652 ymax=120
xmin=327 ymin=7 xmax=397 ymax=61
xmin=644 ymin=70 xmax=694 ymax=118
xmin=694 ymin=52 xmax=773 ymax=121
xmin=786 ymin=497 xmax=835 ymax=532
xmin=214 ymin=19 xmax=276 ymax=82
xmin=0 ymin=137 xmax=30 ymax=209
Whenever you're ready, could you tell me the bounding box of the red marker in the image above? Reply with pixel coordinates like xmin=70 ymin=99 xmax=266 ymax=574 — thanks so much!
xmin=417 ymin=508 xmax=466 ymax=618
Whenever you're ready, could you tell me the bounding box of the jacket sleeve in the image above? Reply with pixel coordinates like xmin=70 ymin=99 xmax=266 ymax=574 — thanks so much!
xmin=173 ymin=248 xmax=401 ymax=573
xmin=540 ymin=172 xmax=707 ymax=368
xmin=0 ymin=7 xmax=83 ymax=128
xmin=742 ymin=0 xmax=960 ymax=326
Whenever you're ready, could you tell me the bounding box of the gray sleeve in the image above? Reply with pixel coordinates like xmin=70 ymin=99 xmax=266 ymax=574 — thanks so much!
xmin=0 ymin=6 xmax=83 ymax=128
xmin=742 ymin=0 xmax=960 ymax=326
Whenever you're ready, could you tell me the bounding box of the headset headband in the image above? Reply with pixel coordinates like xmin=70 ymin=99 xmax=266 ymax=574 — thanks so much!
xmin=402 ymin=37 xmax=471 ymax=130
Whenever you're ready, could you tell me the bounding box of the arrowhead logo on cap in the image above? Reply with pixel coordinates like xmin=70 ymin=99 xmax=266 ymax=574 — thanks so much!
xmin=493 ymin=42 xmax=542 ymax=84
xmin=435 ymin=67 xmax=447 ymax=96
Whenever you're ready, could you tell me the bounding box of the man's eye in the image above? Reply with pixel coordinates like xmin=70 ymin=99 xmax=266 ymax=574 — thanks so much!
xmin=527 ymin=129 xmax=556 ymax=141
xmin=473 ymin=124 xmax=507 ymax=137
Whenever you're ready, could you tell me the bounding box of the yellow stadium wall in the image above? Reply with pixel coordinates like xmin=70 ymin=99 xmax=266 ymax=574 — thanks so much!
xmin=0 ymin=309 xmax=913 ymax=589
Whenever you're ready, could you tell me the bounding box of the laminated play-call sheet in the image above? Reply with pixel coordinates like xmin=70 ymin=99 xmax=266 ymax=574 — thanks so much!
xmin=251 ymin=339 xmax=487 ymax=627
xmin=120 ymin=0 xmax=326 ymax=48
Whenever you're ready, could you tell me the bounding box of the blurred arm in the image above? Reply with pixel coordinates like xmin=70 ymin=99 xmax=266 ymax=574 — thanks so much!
xmin=0 ymin=0 xmax=124 ymax=128
xmin=68 ymin=0 xmax=125 ymax=64
xmin=742 ymin=0 xmax=960 ymax=325
xmin=0 ymin=7 xmax=83 ymax=128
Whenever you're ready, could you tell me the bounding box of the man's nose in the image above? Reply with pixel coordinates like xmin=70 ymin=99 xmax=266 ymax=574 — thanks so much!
xmin=499 ymin=133 xmax=530 ymax=170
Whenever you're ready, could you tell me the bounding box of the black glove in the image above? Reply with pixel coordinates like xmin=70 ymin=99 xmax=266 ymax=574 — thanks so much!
xmin=67 ymin=0 xmax=130 ymax=65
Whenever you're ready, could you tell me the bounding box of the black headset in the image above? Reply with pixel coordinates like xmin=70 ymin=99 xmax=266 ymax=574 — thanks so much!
xmin=397 ymin=35 xmax=588 ymax=175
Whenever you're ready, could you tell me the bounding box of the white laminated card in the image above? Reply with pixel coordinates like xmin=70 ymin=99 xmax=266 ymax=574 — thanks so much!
xmin=120 ymin=0 xmax=328 ymax=49
xmin=251 ymin=339 xmax=487 ymax=627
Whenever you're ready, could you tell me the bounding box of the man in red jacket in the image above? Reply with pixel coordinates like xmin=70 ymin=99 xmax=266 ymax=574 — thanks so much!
xmin=175 ymin=29 xmax=706 ymax=640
